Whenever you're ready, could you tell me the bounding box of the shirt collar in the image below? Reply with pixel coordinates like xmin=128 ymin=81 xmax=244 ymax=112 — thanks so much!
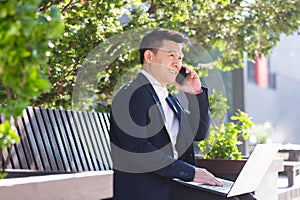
xmin=141 ymin=69 xmax=168 ymax=99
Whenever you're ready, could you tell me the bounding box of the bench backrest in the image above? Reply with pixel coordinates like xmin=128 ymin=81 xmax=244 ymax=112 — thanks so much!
xmin=0 ymin=106 xmax=112 ymax=172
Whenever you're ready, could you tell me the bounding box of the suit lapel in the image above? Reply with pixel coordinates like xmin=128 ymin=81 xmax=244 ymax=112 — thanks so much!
xmin=167 ymin=93 xmax=195 ymax=157
xmin=136 ymin=73 xmax=166 ymax=124
xmin=150 ymin=91 xmax=166 ymax=123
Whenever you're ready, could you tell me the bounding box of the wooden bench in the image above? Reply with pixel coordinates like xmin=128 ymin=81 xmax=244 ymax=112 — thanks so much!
xmin=279 ymin=161 xmax=300 ymax=187
xmin=1 ymin=106 xmax=284 ymax=200
xmin=278 ymin=162 xmax=300 ymax=200
xmin=0 ymin=106 xmax=113 ymax=199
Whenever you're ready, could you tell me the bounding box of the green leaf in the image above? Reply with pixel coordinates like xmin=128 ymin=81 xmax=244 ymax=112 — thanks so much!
xmin=50 ymin=6 xmax=59 ymax=18
xmin=0 ymin=172 xmax=8 ymax=179
xmin=37 ymin=16 xmax=49 ymax=24
xmin=0 ymin=120 xmax=20 ymax=150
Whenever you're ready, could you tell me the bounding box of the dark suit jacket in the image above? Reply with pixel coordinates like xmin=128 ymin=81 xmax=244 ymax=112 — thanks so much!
xmin=109 ymin=73 xmax=210 ymax=200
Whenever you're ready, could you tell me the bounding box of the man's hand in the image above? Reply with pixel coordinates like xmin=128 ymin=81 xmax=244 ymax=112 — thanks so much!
xmin=174 ymin=64 xmax=202 ymax=94
xmin=193 ymin=167 xmax=223 ymax=186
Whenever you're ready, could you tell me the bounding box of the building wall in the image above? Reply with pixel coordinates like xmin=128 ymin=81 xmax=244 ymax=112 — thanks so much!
xmin=244 ymin=33 xmax=300 ymax=144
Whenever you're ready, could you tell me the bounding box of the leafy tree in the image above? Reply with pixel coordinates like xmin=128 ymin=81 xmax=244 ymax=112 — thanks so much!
xmin=31 ymin=0 xmax=300 ymax=111
xmin=0 ymin=0 xmax=63 ymax=174
xmin=35 ymin=0 xmax=125 ymax=109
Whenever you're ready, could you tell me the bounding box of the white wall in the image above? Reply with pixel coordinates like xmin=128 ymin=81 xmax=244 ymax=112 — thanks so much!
xmin=244 ymin=33 xmax=300 ymax=144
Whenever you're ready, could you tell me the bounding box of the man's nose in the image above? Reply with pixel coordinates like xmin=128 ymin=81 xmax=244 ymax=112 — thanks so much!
xmin=173 ymin=60 xmax=181 ymax=68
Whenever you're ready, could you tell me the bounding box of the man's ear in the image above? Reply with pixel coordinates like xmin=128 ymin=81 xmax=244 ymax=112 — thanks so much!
xmin=144 ymin=50 xmax=153 ymax=64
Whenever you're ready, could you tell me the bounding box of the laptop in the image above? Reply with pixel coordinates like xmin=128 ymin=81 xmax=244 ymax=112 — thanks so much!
xmin=173 ymin=143 xmax=281 ymax=197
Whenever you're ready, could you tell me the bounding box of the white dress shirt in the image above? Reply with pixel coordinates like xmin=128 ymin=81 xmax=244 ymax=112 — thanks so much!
xmin=141 ymin=70 xmax=179 ymax=159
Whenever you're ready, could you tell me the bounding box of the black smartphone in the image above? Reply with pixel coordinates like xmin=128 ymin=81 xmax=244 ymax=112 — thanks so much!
xmin=176 ymin=67 xmax=190 ymax=85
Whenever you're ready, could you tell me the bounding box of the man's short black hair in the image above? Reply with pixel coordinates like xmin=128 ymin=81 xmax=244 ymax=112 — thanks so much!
xmin=139 ymin=28 xmax=189 ymax=64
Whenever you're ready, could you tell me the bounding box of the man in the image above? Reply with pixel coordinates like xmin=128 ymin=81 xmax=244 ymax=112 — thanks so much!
xmin=109 ymin=28 xmax=255 ymax=200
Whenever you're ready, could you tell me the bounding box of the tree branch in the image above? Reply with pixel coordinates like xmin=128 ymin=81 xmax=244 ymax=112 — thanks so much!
xmin=62 ymin=0 xmax=74 ymax=13
xmin=39 ymin=0 xmax=65 ymax=12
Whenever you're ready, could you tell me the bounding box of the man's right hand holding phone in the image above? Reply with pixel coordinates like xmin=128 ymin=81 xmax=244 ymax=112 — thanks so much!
xmin=175 ymin=64 xmax=203 ymax=95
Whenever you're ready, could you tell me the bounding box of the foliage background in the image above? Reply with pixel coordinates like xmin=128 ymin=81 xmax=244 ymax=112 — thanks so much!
xmin=0 ymin=0 xmax=63 ymax=171
xmin=24 ymin=0 xmax=300 ymax=111
xmin=0 ymin=0 xmax=300 ymax=166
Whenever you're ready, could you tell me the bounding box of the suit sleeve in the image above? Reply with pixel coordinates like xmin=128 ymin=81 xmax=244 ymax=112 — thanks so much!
xmin=185 ymin=87 xmax=210 ymax=141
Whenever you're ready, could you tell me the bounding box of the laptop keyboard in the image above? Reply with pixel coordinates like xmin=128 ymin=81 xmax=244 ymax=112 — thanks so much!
xmin=174 ymin=177 xmax=234 ymax=195
xmin=198 ymin=177 xmax=234 ymax=193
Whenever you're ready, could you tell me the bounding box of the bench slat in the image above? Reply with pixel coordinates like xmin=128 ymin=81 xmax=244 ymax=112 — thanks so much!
xmin=27 ymin=107 xmax=52 ymax=170
xmin=32 ymin=107 xmax=58 ymax=171
xmin=77 ymin=112 xmax=99 ymax=171
xmin=72 ymin=111 xmax=95 ymax=171
xmin=53 ymin=109 xmax=77 ymax=172
xmin=87 ymin=112 xmax=109 ymax=170
xmin=99 ymin=113 xmax=113 ymax=167
xmin=95 ymin=112 xmax=112 ymax=169
xmin=9 ymin=150 xmax=17 ymax=169
xmin=40 ymin=108 xmax=64 ymax=171
xmin=66 ymin=110 xmax=89 ymax=171
xmin=8 ymin=117 xmax=22 ymax=169
xmin=59 ymin=109 xmax=83 ymax=171
xmin=47 ymin=109 xmax=71 ymax=171
xmin=11 ymin=141 xmax=24 ymax=169
xmin=10 ymin=117 xmax=27 ymax=169
xmin=22 ymin=109 xmax=44 ymax=170
xmin=15 ymin=116 xmax=33 ymax=169
xmin=1 ymin=148 xmax=11 ymax=169
xmin=83 ymin=112 xmax=105 ymax=170
xmin=99 ymin=113 xmax=112 ymax=150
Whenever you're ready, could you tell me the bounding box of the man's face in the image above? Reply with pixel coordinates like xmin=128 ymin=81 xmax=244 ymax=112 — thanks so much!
xmin=147 ymin=40 xmax=184 ymax=86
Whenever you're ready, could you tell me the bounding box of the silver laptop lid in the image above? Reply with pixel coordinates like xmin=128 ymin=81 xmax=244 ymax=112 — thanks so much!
xmin=228 ymin=143 xmax=281 ymax=197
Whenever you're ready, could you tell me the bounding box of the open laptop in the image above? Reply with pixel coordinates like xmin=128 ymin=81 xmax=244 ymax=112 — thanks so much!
xmin=173 ymin=143 xmax=281 ymax=197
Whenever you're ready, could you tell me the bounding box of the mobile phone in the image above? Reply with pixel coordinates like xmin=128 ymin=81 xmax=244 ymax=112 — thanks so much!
xmin=176 ymin=67 xmax=190 ymax=85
